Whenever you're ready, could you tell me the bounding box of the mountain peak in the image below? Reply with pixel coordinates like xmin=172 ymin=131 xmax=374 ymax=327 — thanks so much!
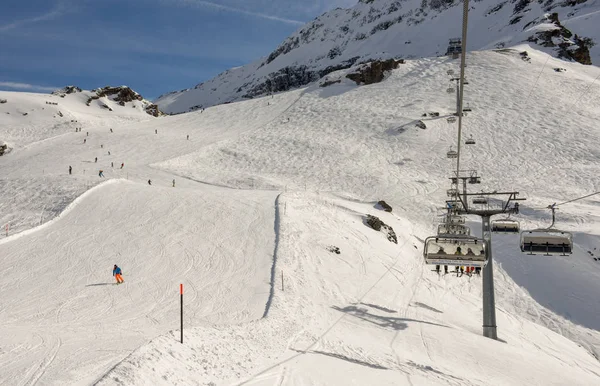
xmin=155 ymin=0 xmax=599 ymax=114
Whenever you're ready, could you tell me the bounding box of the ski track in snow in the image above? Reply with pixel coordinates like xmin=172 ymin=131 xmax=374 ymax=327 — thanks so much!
xmin=0 ymin=48 xmax=600 ymax=384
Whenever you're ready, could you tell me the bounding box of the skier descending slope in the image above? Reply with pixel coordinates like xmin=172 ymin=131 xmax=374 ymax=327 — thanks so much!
xmin=113 ymin=264 xmax=124 ymax=285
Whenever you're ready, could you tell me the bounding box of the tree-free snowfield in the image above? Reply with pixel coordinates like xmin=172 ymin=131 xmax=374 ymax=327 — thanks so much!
xmin=1 ymin=47 xmax=600 ymax=385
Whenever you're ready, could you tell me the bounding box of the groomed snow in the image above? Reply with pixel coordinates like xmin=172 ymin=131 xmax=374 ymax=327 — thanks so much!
xmin=1 ymin=47 xmax=600 ymax=385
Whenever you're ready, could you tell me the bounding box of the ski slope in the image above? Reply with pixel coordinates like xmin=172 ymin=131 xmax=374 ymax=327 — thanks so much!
xmin=1 ymin=47 xmax=600 ymax=385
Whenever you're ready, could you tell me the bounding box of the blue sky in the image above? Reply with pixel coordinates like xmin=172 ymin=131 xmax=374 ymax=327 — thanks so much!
xmin=0 ymin=0 xmax=356 ymax=99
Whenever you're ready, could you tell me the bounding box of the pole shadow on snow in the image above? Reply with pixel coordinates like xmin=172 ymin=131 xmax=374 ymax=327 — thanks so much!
xmin=290 ymin=348 xmax=388 ymax=370
xmin=332 ymin=305 xmax=448 ymax=331
xmin=85 ymin=283 xmax=114 ymax=287
xmin=358 ymin=302 xmax=398 ymax=313
xmin=411 ymin=302 xmax=443 ymax=314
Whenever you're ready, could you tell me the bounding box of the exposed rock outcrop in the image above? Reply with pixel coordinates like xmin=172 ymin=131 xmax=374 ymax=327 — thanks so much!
xmin=366 ymin=214 xmax=398 ymax=244
xmin=527 ymin=13 xmax=594 ymax=65
xmin=346 ymin=59 xmax=403 ymax=85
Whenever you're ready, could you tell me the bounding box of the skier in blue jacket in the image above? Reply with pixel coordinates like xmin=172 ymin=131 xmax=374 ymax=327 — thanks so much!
xmin=113 ymin=264 xmax=124 ymax=284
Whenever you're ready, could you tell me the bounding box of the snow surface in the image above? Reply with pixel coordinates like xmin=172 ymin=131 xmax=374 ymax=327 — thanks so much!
xmin=155 ymin=0 xmax=600 ymax=114
xmin=1 ymin=47 xmax=600 ymax=385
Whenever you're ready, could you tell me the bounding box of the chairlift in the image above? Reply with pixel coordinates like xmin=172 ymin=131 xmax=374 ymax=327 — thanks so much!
xmin=446 ymin=87 xmax=454 ymax=94
xmin=442 ymin=215 xmax=465 ymax=225
xmin=465 ymin=134 xmax=475 ymax=145
xmin=472 ymin=196 xmax=488 ymax=205
xmin=468 ymin=176 xmax=481 ymax=184
xmin=447 ymin=69 xmax=454 ymax=75
xmin=491 ymin=219 xmax=520 ymax=234
xmin=447 ymin=116 xmax=457 ymax=123
xmin=438 ymin=223 xmax=471 ymax=236
xmin=520 ymin=230 xmax=573 ymax=256
xmin=424 ymin=235 xmax=487 ymax=267
xmin=447 ymin=188 xmax=459 ymax=197
xmin=447 ymin=147 xmax=458 ymax=159
xmin=520 ymin=204 xmax=573 ymax=256
xmin=463 ymin=103 xmax=472 ymax=112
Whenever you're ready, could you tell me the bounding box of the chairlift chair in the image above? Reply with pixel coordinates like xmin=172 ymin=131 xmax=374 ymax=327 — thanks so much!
xmin=463 ymin=103 xmax=472 ymax=112
xmin=520 ymin=230 xmax=573 ymax=256
xmin=465 ymin=134 xmax=475 ymax=145
xmin=446 ymin=87 xmax=454 ymax=94
xmin=491 ymin=219 xmax=520 ymax=234
xmin=438 ymin=223 xmax=471 ymax=236
xmin=472 ymin=196 xmax=488 ymax=205
xmin=447 ymin=147 xmax=458 ymax=159
xmin=468 ymin=176 xmax=481 ymax=184
xmin=447 ymin=69 xmax=454 ymax=75
xmin=519 ymin=204 xmax=573 ymax=256
xmin=447 ymin=188 xmax=459 ymax=197
xmin=447 ymin=116 xmax=457 ymax=123
xmin=424 ymin=235 xmax=487 ymax=267
xmin=442 ymin=215 xmax=466 ymax=225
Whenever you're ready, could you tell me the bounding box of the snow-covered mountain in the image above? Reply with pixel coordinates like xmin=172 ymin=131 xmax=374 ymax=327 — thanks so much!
xmin=155 ymin=0 xmax=600 ymax=114
xmin=1 ymin=47 xmax=600 ymax=384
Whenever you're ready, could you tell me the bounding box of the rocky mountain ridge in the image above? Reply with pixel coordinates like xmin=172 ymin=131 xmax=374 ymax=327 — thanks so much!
xmin=155 ymin=0 xmax=599 ymax=114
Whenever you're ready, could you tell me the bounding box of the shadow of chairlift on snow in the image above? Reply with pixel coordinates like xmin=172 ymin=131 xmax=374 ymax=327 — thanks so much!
xmin=332 ymin=305 xmax=448 ymax=331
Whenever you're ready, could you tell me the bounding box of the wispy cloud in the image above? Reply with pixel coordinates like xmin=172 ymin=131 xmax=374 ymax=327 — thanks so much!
xmin=170 ymin=0 xmax=304 ymax=25
xmin=0 ymin=2 xmax=67 ymax=32
xmin=0 ymin=82 xmax=59 ymax=92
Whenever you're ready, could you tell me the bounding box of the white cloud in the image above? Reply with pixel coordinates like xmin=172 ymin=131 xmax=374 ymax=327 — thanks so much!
xmin=170 ymin=0 xmax=305 ymax=25
xmin=0 ymin=2 xmax=67 ymax=32
xmin=0 ymin=82 xmax=58 ymax=92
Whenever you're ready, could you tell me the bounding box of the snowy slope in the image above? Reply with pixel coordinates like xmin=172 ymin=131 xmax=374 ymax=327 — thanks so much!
xmin=1 ymin=47 xmax=600 ymax=385
xmin=155 ymin=0 xmax=600 ymax=114
xmin=0 ymin=87 xmax=157 ymax=150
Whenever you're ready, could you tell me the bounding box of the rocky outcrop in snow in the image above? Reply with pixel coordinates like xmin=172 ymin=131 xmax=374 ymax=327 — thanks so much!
xmin=527 ymin=13 xmax=593 ymax=65
xmin=155 ymin=0 xmax=599 ymax=114
xmin=346 ymin=59 xmax=403 ymax=85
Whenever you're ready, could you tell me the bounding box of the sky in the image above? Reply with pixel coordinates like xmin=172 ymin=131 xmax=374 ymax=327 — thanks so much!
xmin=0 ymin=0 xmax=357 ymax=100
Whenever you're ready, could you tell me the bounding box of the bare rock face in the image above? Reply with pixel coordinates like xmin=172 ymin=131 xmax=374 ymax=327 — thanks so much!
xmin=346 ymin=59 xmax=402 ymax=85
xmin=0 ymin=142 xmax=11 ymax=156
xmin=144 ymin=104 xmax=164 ymax=117
xmin=366 ymin=214 xmax=397 ymax=244
xmin=527 ymin=13 xmax=593 ymax=65
xmin=95 ymin=86 xmax=144 ymax=103
xmin=376 ymin=200 xmax=393 ymax=212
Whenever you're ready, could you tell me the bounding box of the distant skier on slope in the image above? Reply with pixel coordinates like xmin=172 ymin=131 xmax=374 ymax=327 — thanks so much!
xmin=69 ymin=165 xmax=72 ymax=175
xmin=113 ymin=264 xmax=124 ymax=284
xmin=172 ymin=179 xmax=175 ymax=187
xmin=148 ymin=179 xmax=152 ymax=185
xmin=99 ymin=170 xmax=104 ymax=178
xmin=120 ymin=163 xmax=124 ymax=169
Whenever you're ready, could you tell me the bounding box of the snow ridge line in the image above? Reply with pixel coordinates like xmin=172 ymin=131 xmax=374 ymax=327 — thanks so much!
xmin=262 ymin=193 xmax=282 ymax=319
xmin=0 ymin=179 xmax=124 ymax=246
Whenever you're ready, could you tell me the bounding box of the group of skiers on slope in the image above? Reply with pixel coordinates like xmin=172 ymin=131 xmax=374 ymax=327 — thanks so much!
xmin=69 ymin=127 xmax=188 ymax=187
